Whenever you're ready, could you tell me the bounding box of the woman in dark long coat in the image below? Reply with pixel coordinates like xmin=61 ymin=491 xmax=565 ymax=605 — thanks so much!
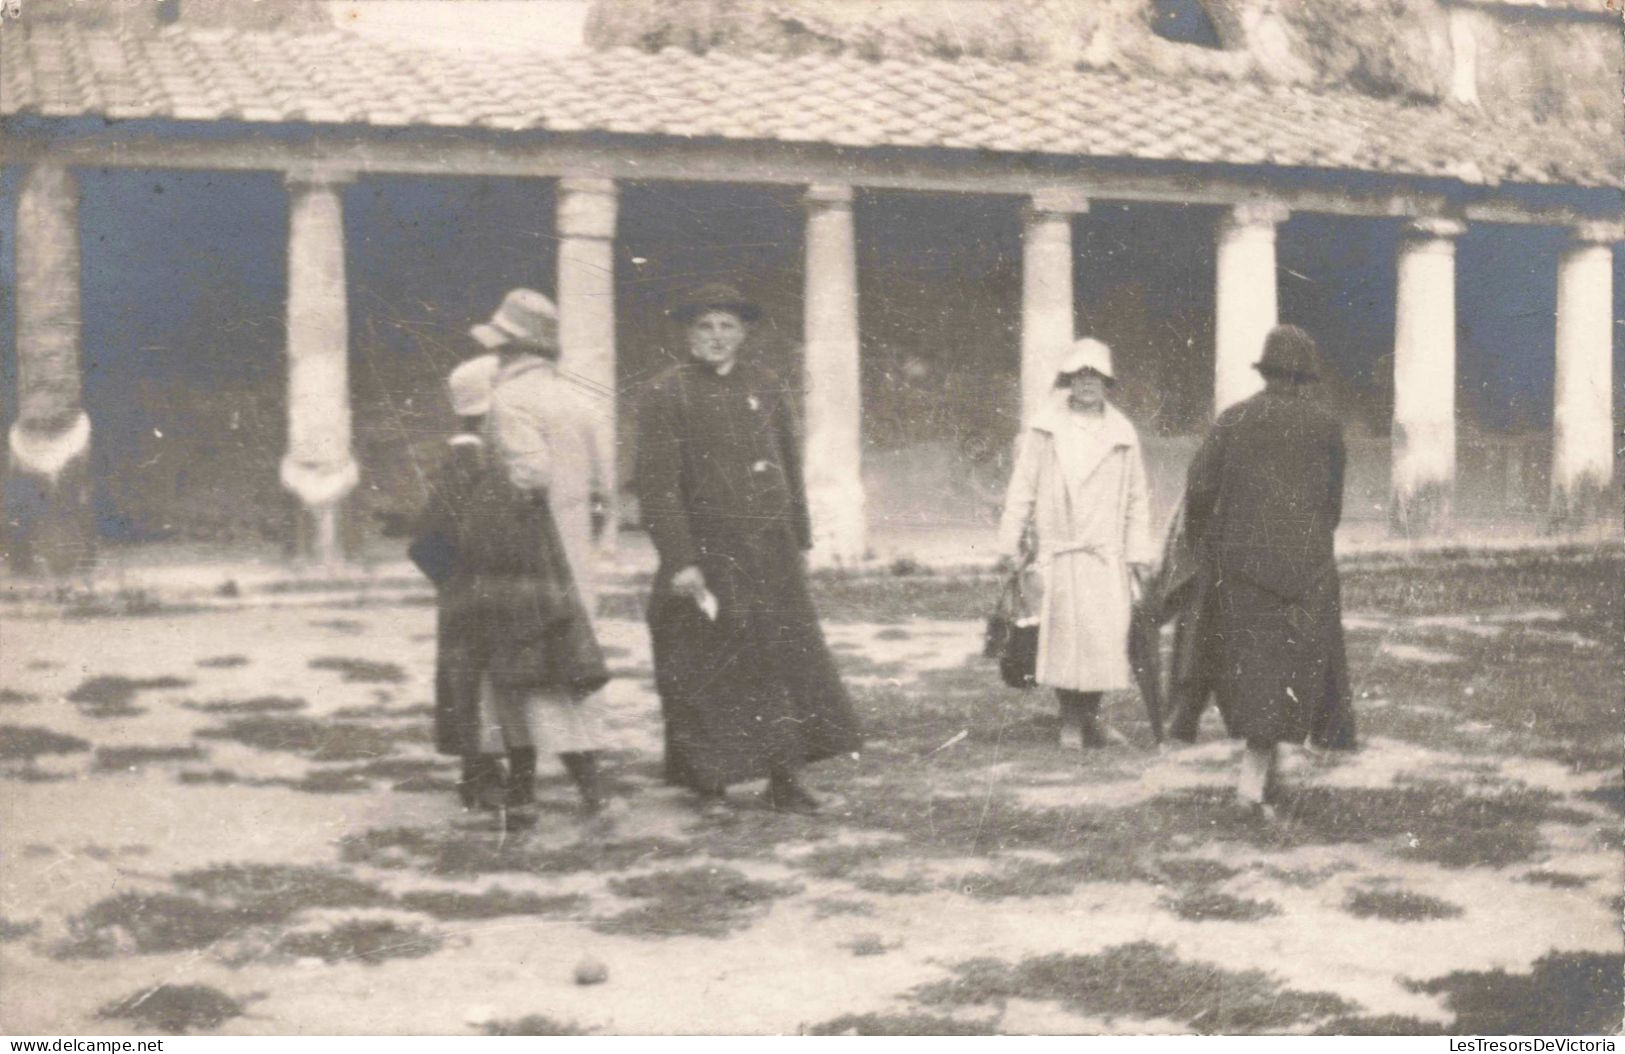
xmin=1184 ymin=325 xmax=1355 ymax=819
xmin=636 ymin=283 xmax=861 ymax=816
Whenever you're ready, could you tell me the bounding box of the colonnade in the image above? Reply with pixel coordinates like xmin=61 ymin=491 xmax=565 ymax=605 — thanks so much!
xmin=5 ymin=164 xmax=1619 ymax=573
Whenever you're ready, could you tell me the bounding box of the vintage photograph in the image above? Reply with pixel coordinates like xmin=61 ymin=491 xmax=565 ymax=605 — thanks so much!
xmin=0 ymin=0 xmax=1620 ymax=1037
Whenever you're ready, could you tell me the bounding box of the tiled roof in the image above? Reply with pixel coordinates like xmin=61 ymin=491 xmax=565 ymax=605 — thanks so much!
xmin=2 ymin=21 xmax=1620 ymax=189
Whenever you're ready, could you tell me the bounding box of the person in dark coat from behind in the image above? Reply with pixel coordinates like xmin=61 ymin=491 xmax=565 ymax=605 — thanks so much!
xmin=636 ymin=282 xmax=862 ymax=817
xmin=1183 ymin=324 xmax=1356 ymax=820
xmin=411 ymin=354 xmax=610 ymax=821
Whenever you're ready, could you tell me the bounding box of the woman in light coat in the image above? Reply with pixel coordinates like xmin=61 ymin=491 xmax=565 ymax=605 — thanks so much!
xmin=997 ymin=338 xmax=1156 ymax=751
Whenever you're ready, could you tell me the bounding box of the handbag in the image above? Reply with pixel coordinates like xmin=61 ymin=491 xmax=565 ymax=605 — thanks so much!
xmin=984 ymin=566 xmax=1040 ymax=689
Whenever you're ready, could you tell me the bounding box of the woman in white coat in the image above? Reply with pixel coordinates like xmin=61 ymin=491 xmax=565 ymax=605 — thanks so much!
xmin=997 ymin=338 xmax=1156 ymax=751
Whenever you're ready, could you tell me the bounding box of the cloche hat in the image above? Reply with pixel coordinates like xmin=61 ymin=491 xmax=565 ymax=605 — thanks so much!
xmin=471 ymin=288 xmax=559 ymax=351
xmin=1054 ymin=337 xmax=1115 ymax=381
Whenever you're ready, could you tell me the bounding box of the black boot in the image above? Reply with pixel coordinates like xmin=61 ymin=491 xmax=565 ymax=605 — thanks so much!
xmin=767 ymin=766 xmax=821 ymax=815
xmin=505 ymin=747 xmax=537 ymax=805
xmin=458 ymin=755 xmax=505 ymax=811
xmin=560 ymin=751 xmax=605 ymax=815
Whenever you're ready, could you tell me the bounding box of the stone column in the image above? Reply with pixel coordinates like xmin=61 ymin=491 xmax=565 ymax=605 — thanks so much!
xmin=802 ymin=183 xmax=865 ymax=566
xmin=280 ymin=170 xmax=357 ymax=566
xmin=1550 ymin=221 xmax=1620 ymax=530
xmin=1021 ymin=189 xmax=1088 ymax=423
xmin=557 ymin=177 xmax=620 ymax=552
xmin=1390 ymin=217 xmax=1465 ymax=538
xmin=4 ymin=164 xmax=94 ymax=576
xmin=1214 ymin=201 xmax=1288 ymax=414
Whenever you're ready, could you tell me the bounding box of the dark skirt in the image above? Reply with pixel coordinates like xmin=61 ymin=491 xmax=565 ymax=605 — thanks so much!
xmin=648 ymin=526 xmax=862 ymax=791
xmin=1211 ymin=571 xmax=1355 ymax=750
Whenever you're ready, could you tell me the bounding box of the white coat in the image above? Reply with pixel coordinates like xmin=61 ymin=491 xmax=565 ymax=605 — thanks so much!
xmin=997 ymin=397 xmax=1155 ymax=691
xmin=486 ymin=354 xmax=610 ymax=607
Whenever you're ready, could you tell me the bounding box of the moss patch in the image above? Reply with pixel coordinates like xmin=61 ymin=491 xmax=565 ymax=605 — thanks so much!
xmin=1316 ymin=1014 xmax=1448 ymax=1036
xmin=1409 ymin=951 xmax=1624 ymax=1035
xmin=1343 ymin=887 xmax=1464 ymax=922
xmin=808 ymin=1012 xmax=998 ymax=1035
xmin=94 ymin=745 xmax=206 ymax=771
xmin=278 ymin=919 xmax=442 ymax=965
xmin=66 ymin=675 xmax=192 ymax=718
xmin=1158 ymin=857 xmax=1241 ymax=887
xmin=0 ymin=725 xmax=90 ymax=762
xmin=0 ymin=916 xmax=40 ymax=942
xmin=399 ymin=888 xmax=587 ymax=920
xmin=183 ymin=696 xmax=306 ymax=714
xmin=811 ymin=897 xmax=875 ymax=918
xmin=1519 ymin=870 xmax=1591 ymax=889
xmin=0 ymin=688 xmax=38 ymax=705
xmin=196 ymin=655 xmax=250 ymax=669
xmin=597 ymin=866 xmax=802 ymax=939
xmin=97 ymin=985 xmax=245 ymax=1034
xmin=483 ymin=1016 xmax=591 ymax=1036
xmin=914 ymin=941 xmax=1355 ymax=1032
xmin=1162 ymin=890 xmax=1280 ymax=922
xmin=308 ymin=657 xmax=407 ymax=684
xmin=172 ymin=864 xmax=393 ymax=917
xmin=196 ymin=716 xmax=403 ymax=761
xmin=341 ymin=826 xmax=695 ymax=876
xmin=59 ymin=892 xmax=260 ymax=956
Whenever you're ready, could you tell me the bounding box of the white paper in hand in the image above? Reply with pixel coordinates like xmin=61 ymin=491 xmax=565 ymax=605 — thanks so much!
xmin=696 ymin=589 xmax=720 ymax=621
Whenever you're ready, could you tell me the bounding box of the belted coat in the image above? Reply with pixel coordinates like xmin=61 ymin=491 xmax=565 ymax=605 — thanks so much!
xmin=486 ymin=353 xmax=610 ymax=608
xmin=997 ymin=398 xmax=1156 ymax=692
xmin=636 ymin=360 xmax=861 ymax=791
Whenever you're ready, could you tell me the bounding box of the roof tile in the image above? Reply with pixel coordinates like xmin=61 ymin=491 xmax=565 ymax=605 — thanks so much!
xmin=0 ymin=22 xmax=1617 ymax=189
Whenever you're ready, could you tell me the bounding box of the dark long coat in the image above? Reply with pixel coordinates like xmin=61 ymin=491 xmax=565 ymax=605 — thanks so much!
xmin=636 ymin=361 xmax=862 ymax=791
xmin=411 ymin=436 xmax=608 ymax=757
xmin=1183 ymin=390 xmax=1356 ymax=749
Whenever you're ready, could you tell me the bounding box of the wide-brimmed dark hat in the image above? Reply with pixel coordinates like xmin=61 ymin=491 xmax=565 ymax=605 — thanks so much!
xmin=667 ymin=282 xmax=761 ymax=324
xmin=1255 ymin=324 xmax=1321 ymax=381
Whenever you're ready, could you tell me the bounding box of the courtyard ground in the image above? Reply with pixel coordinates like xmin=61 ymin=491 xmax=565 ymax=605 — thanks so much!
xmin=0 ymin=547 xmax=1619 ymax=1035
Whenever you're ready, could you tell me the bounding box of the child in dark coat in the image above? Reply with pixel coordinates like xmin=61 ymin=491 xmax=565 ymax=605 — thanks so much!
xmin=411 ymin=355 xmax=610 ymax=821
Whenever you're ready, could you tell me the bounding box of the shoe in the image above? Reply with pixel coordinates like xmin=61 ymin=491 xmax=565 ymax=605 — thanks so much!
xmin=1240 ymin=801 xmax=1278 ymax=824
xmin=768 ymin=777 xmax=822 ymax=815
xmin=1080 ymin=716 xmax=1109 ymax=749
xmin=695 ymin=791 xmax=733 ymax=820
xmin=458 ymin=756 xmax=506 ymax=812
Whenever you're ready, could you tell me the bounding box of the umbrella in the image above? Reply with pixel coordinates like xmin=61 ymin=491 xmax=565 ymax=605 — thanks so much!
xmin=1128 ymin=596 xmax=1165 ymax=744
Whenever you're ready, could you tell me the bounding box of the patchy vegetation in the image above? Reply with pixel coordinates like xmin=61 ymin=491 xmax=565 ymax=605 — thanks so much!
xmin=1408 ymin=952 xmax=1624 ymax=1035
xmin=0 ymin=725 xmax=90 ymax=762
xmin=1519 ymin=870 xmax=1591 ymax=889
xmin=195 ymin=716 xmax=403 ymax=761
xmin=398 ymin=888 xmax=587 ymax=921
xmin=278 ymin=919 xmax=442 ymax=965
xmin=59 ymin=892 xmax=257 ymax=957
xmin=172 ymin=864 xmax=393 ymax=917
xmin=913 ymin=942 xmax=1355 ymax=1032
xmin=97 ymin=985 xmax=245 ymax=1034
xmin=94 ymin=745 xmax=207 ymax=771
xmin=66 ymin=675 xmax=192 ymax=718
xmin=196 ymin=655 xmax=250 ymax=668
xmin=597 ymin=866 xmax=802 ymax=939
xmin=308 ymin=657 xmax=407 ymax=684
xmin=1343 ymin=887 xmax=1464 ymax=922
xmin=183 ymin=696 xmax=306 ymax=714
xmin=0 ymin=916 xmax=40 ymax=942
xmin=482 ymin=1015 xmax=591 ymax=1036
xmin=1161 ymin=890 xmax=1280 ymax=922
xmin=808 ymin=1012 xmax=997 ymax=1036
xmin=0 ymin=689 xmax=38 ymax=705
xmin=341 ymin=827 xmax=694 ymax=877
